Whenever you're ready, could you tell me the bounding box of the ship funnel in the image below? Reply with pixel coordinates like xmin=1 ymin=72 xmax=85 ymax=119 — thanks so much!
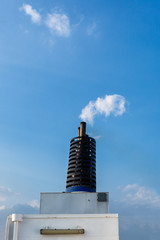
xmin=66 ymin=122 xmax=96 ymax=192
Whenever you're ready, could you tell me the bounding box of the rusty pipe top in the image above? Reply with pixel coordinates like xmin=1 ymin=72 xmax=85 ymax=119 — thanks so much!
xmin=78 ymin=127 xmax=80 ymax=137
xmin=78 ymin=122 xmax=86 ymax=137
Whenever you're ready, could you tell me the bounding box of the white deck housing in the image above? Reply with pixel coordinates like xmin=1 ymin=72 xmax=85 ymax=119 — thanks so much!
xmin=5 ymin=192 xmax=119 ymax=240
xmin=5 ymin=213 xmax=119 ymax=240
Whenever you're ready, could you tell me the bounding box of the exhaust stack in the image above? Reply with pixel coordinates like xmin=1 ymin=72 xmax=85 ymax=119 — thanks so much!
xmin=66 ymin=122 xmax=96 ymax=192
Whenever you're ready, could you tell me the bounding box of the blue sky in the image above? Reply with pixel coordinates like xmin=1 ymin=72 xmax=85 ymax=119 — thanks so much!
xmin=0 ymin=0 xmax=160 ymax=239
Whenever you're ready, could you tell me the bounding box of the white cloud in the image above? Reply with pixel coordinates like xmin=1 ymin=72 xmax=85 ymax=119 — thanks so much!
xmin=45 ymin=13 xmax=71 ymax=37
xmin=20 ymin=4 xmax=71 ymax=38
xmin=123 ymin=184 xmax=139 ymax=191
xmin=111 ymin=200 xmax=160 ymax=240
xmin=20 ymin=4 xmax=41 ymax=23
xmin=79 ymin=94 xmax=126 ymax=125
xmin=0 ymin=186 xmax=14 ymax=202
xmin=0 ymin=205 xmax=5 ymax=211
xmin=29 ymin=200 xmax=39 ymax=208
xmin=0 ymin=186 xmax=21 ymax=209
xmin=121 ymin=184 xmax=160 ymax=208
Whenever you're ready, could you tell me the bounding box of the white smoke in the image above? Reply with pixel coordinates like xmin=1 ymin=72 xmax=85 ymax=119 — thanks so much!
xmin=79 ymin=94 xmax=126 ymax=124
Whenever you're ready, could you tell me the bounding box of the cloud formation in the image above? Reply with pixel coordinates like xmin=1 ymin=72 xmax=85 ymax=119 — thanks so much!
xmin=80 ymin=94 xmax=126 ymax=124
xmin=20 ymin=4 xmax=71 ymax=38
xmin=0 ymin=186 xmax=19 ymax=212
xmin=0 ymin=186 xmax=15 ymax=203
xmin=122 ymin=184 xmax=160 ymax=208
xmin=20 ymin=4 xmax=41 ymax=23
xmin=45 ymin=13 xmax=70 ymax=37
xmin=29 ymin=199 xmax=40 ymax=208
xmin=0 ymin=205 xmax=5 ymax=211
xmin=110 ymin=183 xmax=160 ymax=239
xmin=111 ymin=199 xmax=160 ymax=240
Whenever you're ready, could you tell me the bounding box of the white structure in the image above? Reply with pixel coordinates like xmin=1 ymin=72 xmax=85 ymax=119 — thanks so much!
xmin=5 ymin=213 xmax=119 ymax=240
xmin=5 ymin=192 xmax=119 ymax=240
xmin=40 ymin=192 xmax=109 ymax=214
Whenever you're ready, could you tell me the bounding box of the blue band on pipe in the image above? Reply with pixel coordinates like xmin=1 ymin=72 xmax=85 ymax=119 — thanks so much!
xmin=66 ymin=186 xmax=96 ymax=193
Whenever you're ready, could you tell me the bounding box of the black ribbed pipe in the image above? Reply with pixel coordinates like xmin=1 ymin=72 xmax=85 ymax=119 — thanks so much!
xmin=66 ymin=122 xmax=96 ymax=192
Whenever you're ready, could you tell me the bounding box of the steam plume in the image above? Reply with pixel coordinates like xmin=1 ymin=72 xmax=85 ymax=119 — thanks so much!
xmin=79 ymin=94 xmax=126 ymax=124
